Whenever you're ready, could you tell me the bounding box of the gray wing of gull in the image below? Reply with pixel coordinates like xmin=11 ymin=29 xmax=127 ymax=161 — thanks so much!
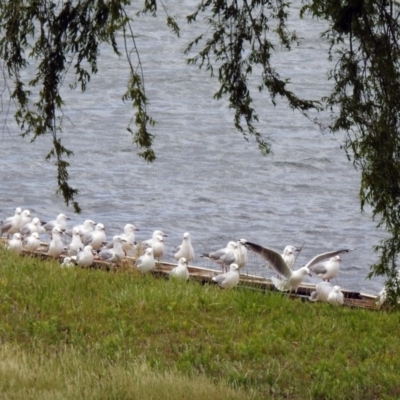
xmin=43 ymin=220 xmax=56 ymax=232
xmin=136 ymin=255 xmax=144 ymax=266
xmin=202 ymin=249 xmax=226 ymax=263
xmin=306 ymin=249 xmax=354 ymax=270
xmin=244 ymin=241 xmax=292 ymax=279
xmin=99 ymin=249 xmax=113 ymax=261
xmin=83 ymin=232 xmax=94 ymax=246
xmin=212 ymin=273 xmax=228 ymax=285
xmin=1 ymin=220 xmax=12 ymax=233
xmin=311 ymin=264 xmax=328 ymax=275
xmin=20 ymin=225 xmax=32 ymax=236
xmin=220 ymin=250 xmax=235 ymax=266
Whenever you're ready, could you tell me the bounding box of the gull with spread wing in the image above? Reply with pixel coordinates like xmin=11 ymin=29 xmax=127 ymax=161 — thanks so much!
xmin=243 ymin=240 xmax=353 ymax=292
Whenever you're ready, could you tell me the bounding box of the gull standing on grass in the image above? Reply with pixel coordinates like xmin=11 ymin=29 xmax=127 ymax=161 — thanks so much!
xmin=212 ymin=263 xmax=240 ymax=289
xmin=7 ymin=233 xmax=23 ymax=254
xmin=174 ymin=232 xmax=195 ymax=263
xmin=22 ymin=232 xmax=41 ymax=252
xmin=136 ymin=247 xmax=156 ymax=274
xmin=169 ymin=257 xmax=190 ymax=281
xmin=243 ymin=240 xmax=353 ymax=292
xmin=47 ymin=227 xmax=65 ymax=258
xmin=1 ymin=207 xmax=22 ymax=238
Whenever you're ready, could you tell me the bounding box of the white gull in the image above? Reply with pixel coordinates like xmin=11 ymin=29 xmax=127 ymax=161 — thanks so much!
xmin=174 ymin=232 xmax=195 ymax=263
xmin=243 ymin=240 xmax=353 ymax=292
xmin=212 ymin=263 xmax=240 ymax=289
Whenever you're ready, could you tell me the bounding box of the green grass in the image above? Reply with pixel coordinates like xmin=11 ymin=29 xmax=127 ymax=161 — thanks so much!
xmin=0 ymin=248 xmax=399 ymax=399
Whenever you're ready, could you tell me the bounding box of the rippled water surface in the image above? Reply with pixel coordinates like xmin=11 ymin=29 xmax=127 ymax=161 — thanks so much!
xmin=0 ymin=1 xmax=387 ymax=294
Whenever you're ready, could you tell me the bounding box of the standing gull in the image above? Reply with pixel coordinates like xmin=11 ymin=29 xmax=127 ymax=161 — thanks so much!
xmin=83 ymin=223 xmax=106 ymax=250
xmin=43 ymin=213 xmax=70 ymax=234
xmin=152 ymin=235 xmax=165 ymax=261
xmin=310 ymin=255 xmax=342 ymax=282
xmin=202 ymin=241 xmax=238 ymax=272
xmin=1 ymin=207 xmax=22 ymax=237
xmin=136 ymin=247 xmax=156 ymax=274
xmin=282 ymin=246 xmax=300 ymax=269
xmin=212 ymin=263 xmax=240 ymax=289
xmin=174 ymin=232 xmax=195 ymax=263
xmin=98 ymin=236 xmax=126 ymax=263
xmin=169 ymin=257 xmax=190 ymax=281
xmin=66 ymin=228 xmax=84 ymax=256
xmin=142 ymin=230 xmax=168 ymax=247
xmin=20 ymin=217 xmax=45 ymax=238
xmin=235 ymin=239 xmax=248 ymax=269
xmin=120 ymin=223 xmax=140 ymax=257
xmin=243 ymin=240 xmax=353 ymax=292
xmin=47 ymin=227 xmax=65 ymax=258
xmin=74 ymin=219 xmax=96 ymax=238
xmin=18 ymin=209 xmax=32 ymax=231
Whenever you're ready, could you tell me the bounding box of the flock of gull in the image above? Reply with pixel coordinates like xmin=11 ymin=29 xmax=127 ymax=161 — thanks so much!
xmin=0 ymin=207 xmax=388 ymax=306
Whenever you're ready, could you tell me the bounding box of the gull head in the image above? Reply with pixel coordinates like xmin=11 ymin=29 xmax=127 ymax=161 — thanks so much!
xmin=52 ymin=227 xmax=64 ymax=236
xmin=299 ymin=266 xmax=311 ymax=276
xmin=125 ymin=224 xmax=139 ymax=232
xmin=229 ymin=263 xmax=239 ymax=271
xmin=283 ymin=245 xmax=299 ymax=256
xmin=155 ymin=235 xmax=164 ymax=243
xmin=96 ymin=223 xmax=105 ymax=231
xmin=57 ymin=213 xmax=70 ymax=222
xmin=178 ymin=257 xmax=188 ymax=265
xmin=227 ymin=241 xmax=238 ymax=250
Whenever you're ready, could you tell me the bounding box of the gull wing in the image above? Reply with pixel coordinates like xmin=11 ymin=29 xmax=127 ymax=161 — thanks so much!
xmin=244 ymin=241 xmax=292 ymax=279
xmin=305 ymin=249 xmax=354 ymax=270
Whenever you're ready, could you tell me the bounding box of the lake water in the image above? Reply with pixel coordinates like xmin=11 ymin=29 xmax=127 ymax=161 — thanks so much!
xmin=0 ymin=1 xmax=387 ymax=294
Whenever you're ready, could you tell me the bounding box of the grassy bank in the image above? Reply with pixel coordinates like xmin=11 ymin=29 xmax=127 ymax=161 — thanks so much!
xmin=0 ymin=248 xmax=399 ymax=399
